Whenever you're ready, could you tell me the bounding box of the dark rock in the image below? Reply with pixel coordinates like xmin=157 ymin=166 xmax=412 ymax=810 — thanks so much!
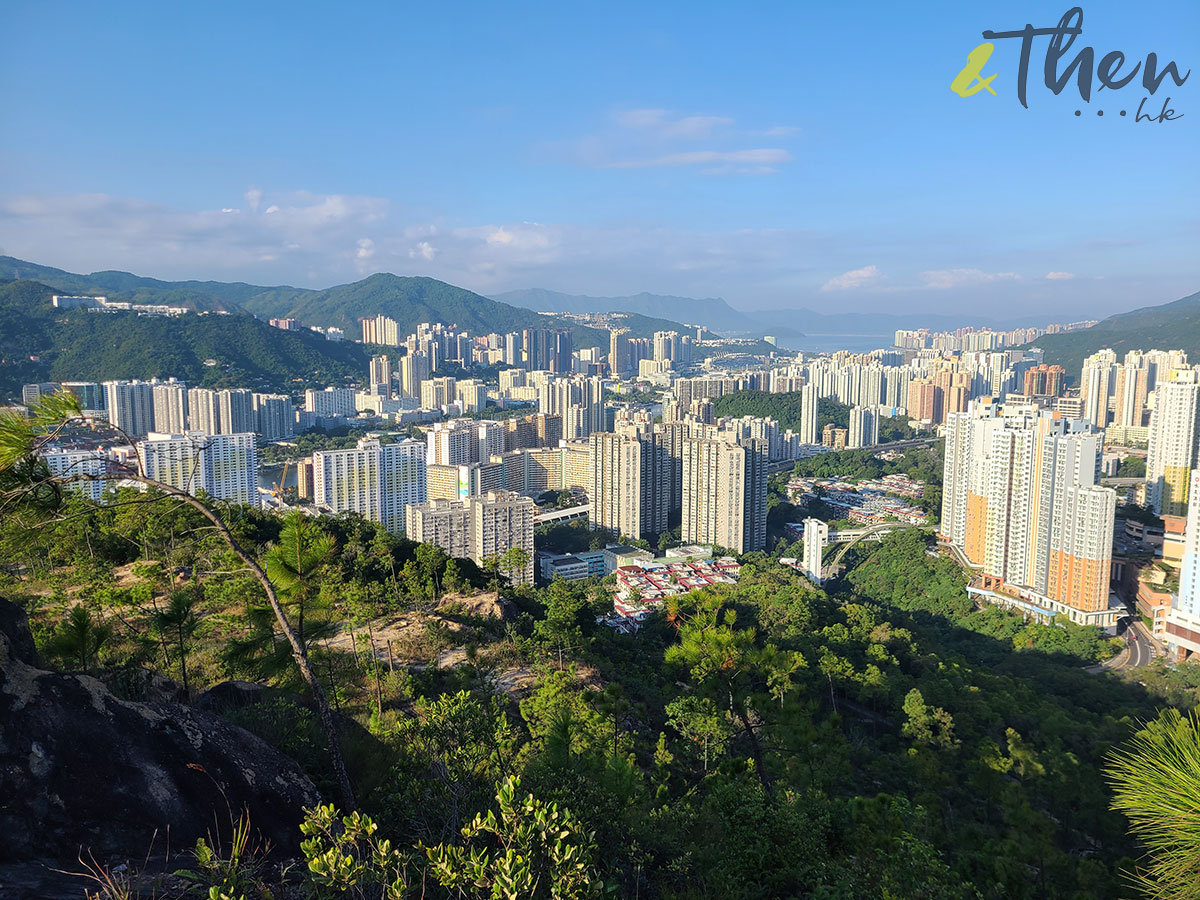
xmin=193 ymin=679 xmax=276 ymax=714
xmin=0 ymin=600 xmax=37 ymax=667
xmin=0 ymin=599 xmax=322 ymax=864
xmin=98 ymin=666 xmax=187 ymax=704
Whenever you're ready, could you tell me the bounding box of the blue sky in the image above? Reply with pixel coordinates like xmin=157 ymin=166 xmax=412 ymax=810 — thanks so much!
xmin=0 ymin=0 xmax=1196 ymax=320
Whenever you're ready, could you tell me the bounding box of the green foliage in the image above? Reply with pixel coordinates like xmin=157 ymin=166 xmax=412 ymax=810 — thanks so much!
xmin=175 ymin=810 xmax=267 ymax=900
xmin=1023 ymin=289 xmax=1200 ymax=377
xmin=1118 ymin=503 xmax=1164 ymax=527
xmin=848 ymin=531 xmax=1117 ymax=663
xmin=151 ymin=584 xmax=201 ymax=694
xmin=423 ymin=775 xmax=603 ymax=900
xmin=0 ymin=279 xmax=372 ymax=398
xmin=48 ymin=604 xmax=113 ymax=673
xmin=301 ymin=804 xmax=409 ymax=900
xmin=1106 ymin=709 xmax=1200 ymax=900
xmin=1116 ymin=456 xmax=1146 ymax=478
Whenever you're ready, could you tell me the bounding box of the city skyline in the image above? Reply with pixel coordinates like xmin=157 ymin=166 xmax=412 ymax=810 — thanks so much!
xmin=1 ymin=1 xmax=1195 ymax=318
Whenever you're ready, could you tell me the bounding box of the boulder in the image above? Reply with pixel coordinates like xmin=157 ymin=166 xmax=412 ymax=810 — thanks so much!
xmin=0 ymin=599 xmax=322 ymax=863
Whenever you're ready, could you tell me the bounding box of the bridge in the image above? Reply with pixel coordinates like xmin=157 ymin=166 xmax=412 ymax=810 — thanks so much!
xmin=534 ymin=503 xmax=590 ymax=526
xmin=796 ymin=518 xmax=919 ymax=583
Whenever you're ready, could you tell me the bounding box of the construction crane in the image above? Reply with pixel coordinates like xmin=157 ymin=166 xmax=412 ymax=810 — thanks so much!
xmin=271 ymin=460 xmax=291 ymax=498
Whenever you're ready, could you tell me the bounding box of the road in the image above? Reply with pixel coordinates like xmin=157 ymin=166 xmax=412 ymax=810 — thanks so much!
xmin=1090 ymin=618 xmax=1157 ymax=673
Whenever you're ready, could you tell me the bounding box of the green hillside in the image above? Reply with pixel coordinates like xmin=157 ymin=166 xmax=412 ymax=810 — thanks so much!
xmin=0 ymin=256 xmax=273 ymax=312
xmin=0 ymin=257 xmax=710 ymax=353
xmin=1029 ymin=289 xmax=1200 ymax=376
xmin=240 ymin=272 xmax=555 ymax=333
xmin=0 ymin=280 xmax=370 ymax=398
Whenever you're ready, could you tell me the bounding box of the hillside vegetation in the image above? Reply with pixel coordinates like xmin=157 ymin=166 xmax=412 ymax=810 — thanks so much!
xmin=0 ymin=280 xmax=371 ymax=396
xmin=1028 ymin=289 xmax=1200 ymax=376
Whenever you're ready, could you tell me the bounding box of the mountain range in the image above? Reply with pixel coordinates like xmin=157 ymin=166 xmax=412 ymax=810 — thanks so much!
xmin=4 ymin=255 xmax=1195 ymax=392
xmin=493 ymin=286 xmax=1103 ymax=342
xmin=493 ymin=288 xmax=759 ymax=333
xmin=1024 ymin=289 xmax=1200 ymax=376
xmin=0 ymin=257 xmax=705 ymax=348
xmin=0 ymin=258 xmax=772 ymax=399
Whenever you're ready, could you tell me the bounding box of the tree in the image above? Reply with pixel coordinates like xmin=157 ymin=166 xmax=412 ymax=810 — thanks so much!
xmin=665 ymin=591 xmax=778 ymax=796
xmin=1107 ymin=709 xmax=1200 ymax=900
xmin=666 ymin=695 xmax=731 ymax=772
xmin=499 ymin=546 xmax=531 ymax=594
xmin=49 ymin=605 xmax=112 ymax=674
xmin=151 ymin=585 xmax=200 ymax=695
xmin=442 ymin=558 xmax=466 ymax=595
xmin=534 ymin=578 xmax=587 ymax=670
xmin=0 ymin=391 xmax=356 ymax=810
xmin=901 ymin=688 xmax=959 ymax=751
xmin=263 ymin=511 xmax=335 ymax=646
xmin=424 ymin=776 xmax=603 ymax=899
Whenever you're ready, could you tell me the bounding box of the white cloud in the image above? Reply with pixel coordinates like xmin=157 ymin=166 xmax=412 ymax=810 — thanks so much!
xmin=606 ymin=149 xmax=793 ymax=169
xmin=919 ymin=268 xmax=1020 ymax=290
xmin=1045 ymin=271 xmax=1076 ymax=280
xmin=0 ymin=189 xmax=830 ymax=296
xmin=821 ymin=265 xmax=882 ymax=291
xmin=409 ymin=240 xmax=436 ymax=261
xmin=244 ymin=187 xmax=263 ymax=213
xmin=614 ymin=108 xmax=733 ymax=139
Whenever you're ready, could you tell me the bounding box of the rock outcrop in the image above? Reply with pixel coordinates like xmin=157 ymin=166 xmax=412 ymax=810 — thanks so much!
xmin=0 ymin=598 xmax=321 ymax=863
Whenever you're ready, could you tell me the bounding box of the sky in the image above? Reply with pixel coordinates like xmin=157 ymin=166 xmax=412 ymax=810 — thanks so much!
xmin=0 ymin=0 xmax=1196 ymax=320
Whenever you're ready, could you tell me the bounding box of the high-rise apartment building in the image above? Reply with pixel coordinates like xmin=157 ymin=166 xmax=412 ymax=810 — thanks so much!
xmin=681 ymin=436 xmax=767 ymax=553
xmin=539 ymin=376 xmax=605 ymax=441
xmin=187 ymin=387 xmax=221 ymax=435
xmin=800 ymin=383 xmax=819 ymax=445
xmin=552 ymin=331 xmax=574 ymax=374
xmin=1023 ymin=364 xmax=1066 ymax=398
xmin=1147 ymin=369 xmax=1200 ymax=516
xmin=399 ymin=352 xmax=431 ymax=399
xmin=405 ymin=491 xmax=535 ymax=584
xmin=503 ymin=331 xmax=523 ymax=367
xmin=152 ymin=382 xmax=189 ymax=434
xmin=1166 ymin=471 xmax=1200 ymax=660
xmin=40 ymin=448 xmax=111 ymax=501
xmin=1080 ymin=349 xmax=1117 ymax=428
xmin=253 ymin=393 xmax=295 ymax=441
xmin=369 ymin=355 xmax=392 ymax=398
xmin=22 ymin=382 xmax=59 ymax=406
xmin=942 ymin=401 xmax=1115 ymax=622
xmin=305 ymin=387 xmax=358 ymax=418
xmin=588 ymin=431 xmax=668 ymax=539
xmin=218 ymin=389 xmax=255 ymax=435
xmin=609 ymin=330 xmax=631 ymax=375
xmin=427 ymin=419 xmax=475 ymax=466
xmin=103 ymin=380 xmax=156 ymax=439
xmin=848 ymin=405 xmax=878 ymax=449
xmin=361 ymin=314 xmax=400 ymax=346
xmin=312 ymin=438 xmax=426 ymax=533
xmin=420 ymin=377 xmax=457 ymax=410
xmin=138 ymin=431 xmax=259 ymax=507
xmin=61 ymin=381 xmax=105 ymax=411
xmin=1113 ymin=363 xmax=1149 ymax=428
xmin=523 ymin=328 xmax=552 ymax=371
xmin=456 ymin=379 xmax=487 ymax=413
xmin=906 ymin=377 xmax=942 ymax=424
